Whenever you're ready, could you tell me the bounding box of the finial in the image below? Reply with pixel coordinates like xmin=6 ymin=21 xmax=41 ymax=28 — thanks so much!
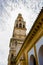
xmin=18 ymin=13 xmax=22 ymax=17
xmin=17 ymin=13 xmax=23 ymax=21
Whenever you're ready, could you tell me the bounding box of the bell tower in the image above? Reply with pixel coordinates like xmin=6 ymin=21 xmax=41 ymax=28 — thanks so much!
xmin=8 ymin=13 xmax=27 ymax=65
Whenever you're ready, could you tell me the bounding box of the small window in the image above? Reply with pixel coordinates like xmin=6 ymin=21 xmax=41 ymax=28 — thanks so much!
xmin=23 ymin=25 xmax=25 ymax=28
xmin=19 ymin=23 xmax=22 ymax=28
xmin=11 ymin=54 xmax=14 ymax=65
xmin=19 ymin=19 xmax=21 ymax=21
xmin=11 ymin=54 xmax=13 ymax=58
xmin=16 ymin=24 xmax=18 ymax=27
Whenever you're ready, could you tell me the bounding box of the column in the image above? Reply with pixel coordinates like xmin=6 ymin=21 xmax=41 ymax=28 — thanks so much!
xmin=34 ymin=45 xmax=38 ymax=65
xmin=24 ymin=52 xmax=28 ymax=65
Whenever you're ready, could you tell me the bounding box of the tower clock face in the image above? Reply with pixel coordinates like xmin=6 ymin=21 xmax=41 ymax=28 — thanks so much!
xmin=14 ymin=29 xmax=26 ymax=35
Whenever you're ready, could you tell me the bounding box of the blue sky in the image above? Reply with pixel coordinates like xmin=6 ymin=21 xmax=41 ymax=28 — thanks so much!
xmin=0 ymin=0 xmax=43 ymax=65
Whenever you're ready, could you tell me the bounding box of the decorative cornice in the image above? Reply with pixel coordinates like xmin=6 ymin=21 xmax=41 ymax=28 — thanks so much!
xmin=14 ymin=27 xmax=27 ymax=30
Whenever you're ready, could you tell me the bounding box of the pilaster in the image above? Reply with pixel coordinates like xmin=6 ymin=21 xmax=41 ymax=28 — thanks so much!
xmin=34 ymin=45 xmax=38 ymax=65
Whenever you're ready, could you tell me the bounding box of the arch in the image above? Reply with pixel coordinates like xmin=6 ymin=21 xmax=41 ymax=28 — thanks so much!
xmin=11 ymin=54 xmax=13 ymax=58
xmin=19 ymin=18 xmax=21 ymax=21
xmin=38 ymin=45 xmax=43 ymax=65
xmin=19 ymin=23 xmax=22 ymax=28
xmin=23 ymin=24 xmax=25 ymax=28
xmin=30 ymin=55 xmax=36 ymax=65
xmin=11 ymin=54 xmax=14 ymax=65
xmin=16 ymin=24 xmax=18 ymax=27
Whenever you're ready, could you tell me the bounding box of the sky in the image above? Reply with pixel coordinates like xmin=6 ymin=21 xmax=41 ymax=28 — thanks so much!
xmin=0 ymin=0 xmax=43 ymax=65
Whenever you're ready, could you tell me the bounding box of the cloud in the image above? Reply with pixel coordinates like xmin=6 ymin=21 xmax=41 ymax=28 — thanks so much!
xmin=0 ymin=0 xmax=43 ymax=65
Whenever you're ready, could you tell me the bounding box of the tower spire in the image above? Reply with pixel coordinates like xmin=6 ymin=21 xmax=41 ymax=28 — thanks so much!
xmin=8 ymin=13 xmax=27 ymax=65
xmin=16 ymin=13 xmax=23 ymax=22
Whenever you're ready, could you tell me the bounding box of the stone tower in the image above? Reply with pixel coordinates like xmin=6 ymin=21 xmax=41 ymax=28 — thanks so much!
xmin=8 ymin=13 xmax=27 ymax=65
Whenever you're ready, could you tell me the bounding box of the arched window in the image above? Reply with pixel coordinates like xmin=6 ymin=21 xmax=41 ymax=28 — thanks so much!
xmin=23 ymin=25 xmax=25 ymax=28
xmin=16 ymin=24 xmax=18 ymax=27
xmin=38 ymin=45 xmax=43 ymax=65
xmin=19 ymin=18 xmax=21 ymax=21
xmin=19 ymin=23 xmax=22 ymax=28
xmin=30 ymin=55 xmax=36 ymax=65
xmin=11 ymin=54 xmax=13 ymax=59
xmin=11 ymin=54 xmax=14 ymax=65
